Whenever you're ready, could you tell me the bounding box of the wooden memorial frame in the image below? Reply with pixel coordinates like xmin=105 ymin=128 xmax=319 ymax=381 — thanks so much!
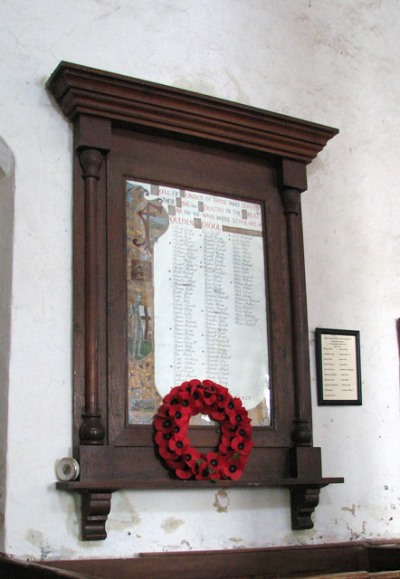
xmin=47 ymin=62 xmax=343 ymax=540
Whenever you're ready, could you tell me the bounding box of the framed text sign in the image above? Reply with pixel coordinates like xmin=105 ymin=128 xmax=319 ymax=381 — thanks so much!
xmin=47 ymin=61 xmax=343 ymax=540
xmin=315 ymin=328 xmax=362 ymax=405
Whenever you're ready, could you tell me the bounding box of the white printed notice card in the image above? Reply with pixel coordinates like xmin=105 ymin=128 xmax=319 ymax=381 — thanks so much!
xmin=315 ymin=328 xmax=362 ymax=405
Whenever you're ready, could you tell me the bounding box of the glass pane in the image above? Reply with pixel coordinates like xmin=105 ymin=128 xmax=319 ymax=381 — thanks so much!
xmin=126 ymin=181 xmax=270 ymax=426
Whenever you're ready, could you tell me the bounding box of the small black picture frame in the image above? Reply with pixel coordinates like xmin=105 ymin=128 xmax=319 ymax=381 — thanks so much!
xmin=315 ymin=328 xmax=362 ymax=406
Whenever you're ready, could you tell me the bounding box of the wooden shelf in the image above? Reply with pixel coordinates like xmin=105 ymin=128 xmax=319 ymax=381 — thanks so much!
xmin=57 ymin=476 xmax=343 ymax=491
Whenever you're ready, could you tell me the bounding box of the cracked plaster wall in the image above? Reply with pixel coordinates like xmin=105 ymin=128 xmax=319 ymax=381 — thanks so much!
xmin=0 ymin=0 xmax=399 ymax=561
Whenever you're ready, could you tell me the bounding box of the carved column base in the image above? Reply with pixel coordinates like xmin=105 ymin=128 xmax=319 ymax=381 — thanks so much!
xmin=81 ymin=491 xmax=112 ymax=540
xmin=292 ymin=419 xmax=312 ymax=446
xmin=79 ymin=414 xmax=105 ymax=445
xmin=290 ymin=486 xmax=320 ymax=530
xmin=290 ymin=446 xmax=322 ymax=479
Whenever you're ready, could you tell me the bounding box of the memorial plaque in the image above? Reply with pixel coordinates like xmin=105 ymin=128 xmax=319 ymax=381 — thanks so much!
xmin=315 ymin=328 xmax=362 ymax=405
xmin=126 ymin=180 xmax=270 ymax=426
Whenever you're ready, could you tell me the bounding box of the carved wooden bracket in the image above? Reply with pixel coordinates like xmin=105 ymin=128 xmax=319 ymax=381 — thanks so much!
xmin=81 ymin=491 xmax=113 ymax=540
xmin=290 ymin=486 xmax=321 ymax=530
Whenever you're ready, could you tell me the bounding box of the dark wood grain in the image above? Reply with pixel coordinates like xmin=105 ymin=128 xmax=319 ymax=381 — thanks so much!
xmin=47 ymin=62 xmax=338 ymax=164
xmin=3 ymin=542 xmax=395 ymax=578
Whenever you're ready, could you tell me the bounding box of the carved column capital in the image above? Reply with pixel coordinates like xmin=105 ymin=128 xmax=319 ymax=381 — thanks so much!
xmin=281 ymin=187 xmax=301 ymax=215
xmin=79 ymin=147 xmax=104 ymax=180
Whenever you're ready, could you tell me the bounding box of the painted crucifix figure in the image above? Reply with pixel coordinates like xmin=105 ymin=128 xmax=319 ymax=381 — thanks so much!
xmin=126 ymin=183 xmax=170 ymax=424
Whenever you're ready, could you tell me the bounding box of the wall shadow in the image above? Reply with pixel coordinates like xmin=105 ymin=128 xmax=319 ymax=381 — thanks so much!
xmin=0 ymin=136 xmax=15 ymax=551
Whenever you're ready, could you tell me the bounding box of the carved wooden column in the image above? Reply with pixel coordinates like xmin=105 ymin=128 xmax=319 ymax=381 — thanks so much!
xmin=279 ymin=159 xmax=312 ymax=446
xmin=79 ymin=147 xmax=106 ymax=445
xmin=280 ymin=159 xmax=325 ymax=529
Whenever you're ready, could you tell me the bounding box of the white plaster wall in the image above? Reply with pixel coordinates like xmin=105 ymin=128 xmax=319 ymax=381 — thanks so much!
xmin=0 ymin=137 xmax=15 ymax=551
xmin=0 ymin=0 xmax=399 ymax=560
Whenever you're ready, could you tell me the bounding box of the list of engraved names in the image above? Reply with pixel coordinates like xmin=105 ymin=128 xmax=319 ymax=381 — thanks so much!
xmin=151 ymin=185 xmax=270 ymax=414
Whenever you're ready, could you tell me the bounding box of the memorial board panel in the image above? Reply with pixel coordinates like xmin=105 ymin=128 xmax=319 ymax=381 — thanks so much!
xmin=126 ymin=180 xmax=270 ymax=426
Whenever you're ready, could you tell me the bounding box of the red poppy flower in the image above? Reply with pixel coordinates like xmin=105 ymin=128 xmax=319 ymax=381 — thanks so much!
xmin=175 ymin=389 xmax=196 ymax=410
xmin=198 ymin=384 xmax=218 ymax=406
xmin=165 ymin=457 xmax=184 ymax=470
xmin=153 ymin=414 xmax=176 ymax=432
xmin=201 ymin=379 xmax=217 ymax=387
xmin=205 ymin=452 xmax=223 ymax=480
xmin=231 ymin=436 xmax=254 ymax=456
xmin=157 ymin=443 xmax=178 ymax=460
xmin=220 ymin=395 xmax=242 ymax=411
xmin=220 ymin=433 xmax=234 ymax=450
xmin=156 ymin=402 xmax=170 ymax=416
xmin=168 ymin=405 xmax=191 ymax=426
xmin=175 ymin=466 xmax=194 ymax=479
xmin=210 ymin=407 xmax=226 ymax=421
xmin=236 ymin=422 xmax=252 ymax=438
xmin=168 ymin=435 xmax=190 ymax=455
xmin=194 ymin=460 xmax=213 ymax=480
xmin=189 ymin=379 xmax=201 ymax=388
xmin=214 ymin=385 xmax=230 ymax=407
xmin=153 ymin=379 xmax=252 ymax=481
xmin=163 ymin=386 xmax=181 ymax=404
xmin=217 ymin=440 xmax=230 ymax=456
xmin=228 ymin=404 xmax=248 ymax=426
xmin=220 ymin=456 xmax=246 ymax=480
xmin=188 ymin=392 xmax=203 ymax=411
xmin=182 ymin=448 xmax=201 ymax=469
xmin=168 ymin=425 xmax=189 ymax=442
xmin=220 ymin=421 xmax=237 ymax=437
xmin=154 ymin=430 xmax=173 ymax=446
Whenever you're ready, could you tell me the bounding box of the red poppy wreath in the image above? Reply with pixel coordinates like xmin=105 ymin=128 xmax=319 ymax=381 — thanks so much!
xmin=154 ymin=379 xmax=253 ymax=480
